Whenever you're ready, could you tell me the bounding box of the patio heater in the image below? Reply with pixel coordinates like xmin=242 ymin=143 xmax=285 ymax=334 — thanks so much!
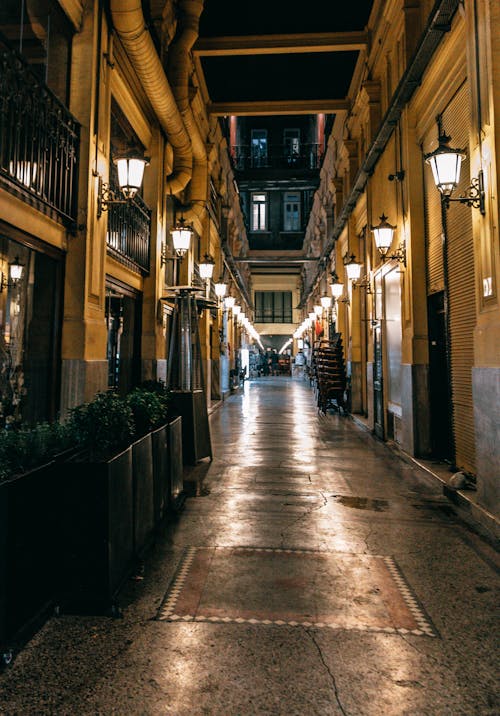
xmin=164 ymin=215 xmax=212 ymax=465
xmin=166 ymin=286 xmax=213 ymax=465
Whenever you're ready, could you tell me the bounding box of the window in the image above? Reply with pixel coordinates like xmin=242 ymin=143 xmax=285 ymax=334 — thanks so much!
xmin=255 ymin=292 xmax=292 ymax=323
xmin=0 ymin=238 xmax=62 ymax=426
xmin=251 ymin=129 xmax=268 ymax=167
xmin=284 ymin=129 xmax=300 ymax=163
xmin=283 ymin=192 xmax=301 ymax=231
xmin=251 ymin=193 xmax=267 ymax=231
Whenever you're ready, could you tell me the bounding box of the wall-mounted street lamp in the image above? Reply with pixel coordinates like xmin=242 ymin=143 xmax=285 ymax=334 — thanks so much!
xmin=161 ymin=215 xmax=194 ymax=268
xmin=314 ymin=304 xmax=323 ymax=317
xmin=424 ymin=121 xmax=485 ymax=214
xmin=214 ymin=277 xmax=228 ymax=300
xmin=170 ymin=217 xmax=193 ymax=257
xmin=0 ymin=257 xmax=24 ymax=292
xmin=343 ymin=253 xmax=362 ymax=281
xmin=342 ymin=254 xmax=372 ymax=293
xmin=320 ymin=294 xmax=332 ymax=311
xmin=224 ymin=295 xmax=235 ymax=310
xmin=371 ymin=214 xmax=406 ymax=265
xmin=232 ymin=304 xmax=241 ymax=317
xmin=329 ymin=271 xmax=344 ymax=299
xmin=198 ymin=253 xmax=215 ymax=280
xmin=97 ymin=155 xmax=149 ymax=217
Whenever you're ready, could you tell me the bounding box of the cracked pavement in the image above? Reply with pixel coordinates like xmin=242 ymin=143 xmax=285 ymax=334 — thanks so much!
xmin=0 ymin=377 xmax=498 ymax=715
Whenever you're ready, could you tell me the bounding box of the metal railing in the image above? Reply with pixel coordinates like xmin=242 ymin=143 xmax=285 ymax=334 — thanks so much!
xmin=106 ymin=192 xmax=151 ymax=274
xmin=231 ymin=143 xmax=321 ymax=171
xmin=0 ymin=33 xmax=79 ymax=224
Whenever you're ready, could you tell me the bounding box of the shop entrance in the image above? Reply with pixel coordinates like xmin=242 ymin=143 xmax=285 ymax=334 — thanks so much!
xmin=105 ymin=283 xmax=142 ymax=395
xmin=427 ymin=291 xmax=452 ymax=460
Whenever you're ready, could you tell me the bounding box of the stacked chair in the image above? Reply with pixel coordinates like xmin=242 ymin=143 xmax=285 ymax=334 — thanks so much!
xmin=311 ymin=334 xmax=348 ymax=414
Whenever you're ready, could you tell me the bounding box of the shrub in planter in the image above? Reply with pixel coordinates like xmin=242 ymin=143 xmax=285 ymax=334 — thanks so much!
xmin=69 ymin=390 xmax=134 ymax=460
xmin=126 ymin=387 xmax=166 ymax=438
xmin=138 ymin=380 xmax=171 ymax=421
xmin=0 ymin=419 xmax=77 ymax=656
xmin=132 ymin=382 xmax=175 ymax=525
xmin=126 ymin=387 xmax=171 ymax=552
xmin=58 ymin=392 xmax=136 ymax=613
xmin=138 ymin=381 xmax=184 ymax=512
xmin=0 ymin=420 xmax=75 ymax=482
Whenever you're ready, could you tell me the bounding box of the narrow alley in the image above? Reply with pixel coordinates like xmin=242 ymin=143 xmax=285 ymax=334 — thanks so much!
xmin=0 ymin=377 xmax=498 ymax=716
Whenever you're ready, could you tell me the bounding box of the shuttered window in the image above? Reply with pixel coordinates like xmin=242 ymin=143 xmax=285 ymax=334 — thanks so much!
xmin=423 ymin=82 xmax=476 ymax=474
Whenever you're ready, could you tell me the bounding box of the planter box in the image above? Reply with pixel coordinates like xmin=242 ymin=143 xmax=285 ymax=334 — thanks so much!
xmin=167 ymin=415 xmax=184 ymax=511
xmin=170 ymin=391 xmax=212 ymax=465
xmin=151 ymin=424 xmax=168 ymax=525
xmin=131 ymin=433 xmax=154 ymax=557
xmin=0 ymin=461 xmax=60 ymax=653
xmin=57 ymin=447 xmax=134 ymax=613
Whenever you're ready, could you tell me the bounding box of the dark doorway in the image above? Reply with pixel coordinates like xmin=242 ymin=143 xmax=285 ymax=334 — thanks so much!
xmin=427 ymin=291 xmax=452 ymax=460
xmin=373 ymin=322 xmax=384 ymax=440
xmin=106 ymin=287 xmax=142 ymax=395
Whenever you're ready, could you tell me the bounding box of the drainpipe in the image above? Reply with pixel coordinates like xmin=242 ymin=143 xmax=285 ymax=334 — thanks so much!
xmin=168 ymin=0 xmax=208 ymax=225
xmin=109 ymin=0 xmax=192 ymax=195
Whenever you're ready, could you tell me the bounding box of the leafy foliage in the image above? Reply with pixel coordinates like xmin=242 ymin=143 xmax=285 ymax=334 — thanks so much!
xmin=0 ymin=381 xmax=171 ymax=478
xmin=126 ymin=388 xmax=168 ymax=438
xmin=0 ymin=420 xmax=76 ymax=481
xmin=68 ymin=390 xmax=134 ymax=461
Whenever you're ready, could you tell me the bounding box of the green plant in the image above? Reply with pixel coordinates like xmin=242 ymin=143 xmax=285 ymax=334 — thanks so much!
xmin=140 ymin=380 xmax=171 ymax=419
xmin=126 ymin=387 xmax=167 ymax=438
xmin=0 ymin=420 xmax=76 ymax=481
xmin=68 ymin=391 xmax=134 ymax=460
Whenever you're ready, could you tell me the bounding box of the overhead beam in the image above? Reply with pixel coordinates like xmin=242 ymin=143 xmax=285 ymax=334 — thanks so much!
xmin=234 ymin=256 xmax=319 ymax=264
xmin=209 ymin=99 xmax=350 ymax=116
xmin=194 ymin=31 xmax=368 ymax=56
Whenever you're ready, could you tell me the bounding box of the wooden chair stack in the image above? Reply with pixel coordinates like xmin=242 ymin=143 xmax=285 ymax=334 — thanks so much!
xmin=313 ymin=334 xmax=347 ymax=414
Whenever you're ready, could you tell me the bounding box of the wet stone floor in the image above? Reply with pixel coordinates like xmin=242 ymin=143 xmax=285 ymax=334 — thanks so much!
xmin=1 ymin=377 xmax=499 ymax=715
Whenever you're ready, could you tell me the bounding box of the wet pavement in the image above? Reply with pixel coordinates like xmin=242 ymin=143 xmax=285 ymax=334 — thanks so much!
xmin=1 ymin=377 xmax=499 ymax=715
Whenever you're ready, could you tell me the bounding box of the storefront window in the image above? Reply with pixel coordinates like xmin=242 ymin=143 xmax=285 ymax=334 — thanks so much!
xmin=0 ymin=238 xmax=60 ymax=427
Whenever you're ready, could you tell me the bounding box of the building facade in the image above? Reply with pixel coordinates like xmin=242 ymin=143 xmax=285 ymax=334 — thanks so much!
xmin=302 ymin=0 xmax=499 ymax=523
xmin=0 ymin=0 xmax=252 ymax=429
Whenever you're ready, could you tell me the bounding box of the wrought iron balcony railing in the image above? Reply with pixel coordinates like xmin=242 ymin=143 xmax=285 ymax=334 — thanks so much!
xmin=0 ymin=33 xmax=79 ymax=224
xmin=106 ymin=192 xmax=151 ymax=274
xmin=231 ymin=143 xmax=321 ymax=172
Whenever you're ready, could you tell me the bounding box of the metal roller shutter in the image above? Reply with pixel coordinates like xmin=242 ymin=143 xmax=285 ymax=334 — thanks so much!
xmin=442 ymin=82 xmax=476 ymax=474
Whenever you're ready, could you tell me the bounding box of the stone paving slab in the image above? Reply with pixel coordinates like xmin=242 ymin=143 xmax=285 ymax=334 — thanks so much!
xmin=157 ymin=546 xmax=437 ymax=637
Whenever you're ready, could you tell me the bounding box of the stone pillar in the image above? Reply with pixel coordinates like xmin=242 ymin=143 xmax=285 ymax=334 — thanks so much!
xmin=403 ymin=1 xmax=422 ymax=62
xmin=469 ymin=0 xmax=500 ymax=517
xmin=60 ymin=2 xmax=109 ymax=414
xmin=141 ymin=129 xmax=168 ymax=385
xmin=344 ymin=140 xmax=359 ymax=194
xmin=399 ymin=111 xmax=431 ymax=457
xmin=360 ymin=81 xmax=382 ymax=145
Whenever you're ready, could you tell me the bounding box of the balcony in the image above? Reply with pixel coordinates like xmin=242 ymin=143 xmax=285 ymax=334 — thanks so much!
xmin=249 ymin=231 xmax=304 ymax=251
xmin=231 ymin=143 xmax=321 ymax=174
xmin=0 ymin=34 xmax=79 ymax=225
xmin=106 ymin=192 xmax=151 ymax=274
